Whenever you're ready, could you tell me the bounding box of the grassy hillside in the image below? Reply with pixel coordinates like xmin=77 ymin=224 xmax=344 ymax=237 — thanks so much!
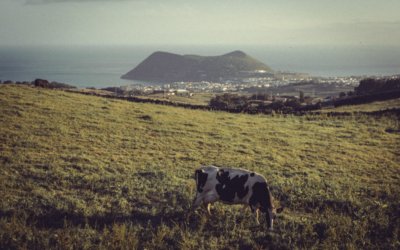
xmin=327 ymin=98 xmax=400 ymax=113
xmin=0 ymin=84 xmax=399 ymax=249
xmin=138 ymin=92 xmax=214 ymax=106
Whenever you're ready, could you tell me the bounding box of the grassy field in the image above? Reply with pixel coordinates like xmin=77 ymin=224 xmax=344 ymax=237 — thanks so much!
xmin=137 ymin=92 xmax=215 ymax=106
xmin=0 ymin=84 xmax=399 ymax=249
xmin=327 ymin=98 xmax=400 ymax=113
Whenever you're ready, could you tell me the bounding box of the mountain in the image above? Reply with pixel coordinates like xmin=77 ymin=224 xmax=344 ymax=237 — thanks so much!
xmin=121 ymin=50 xmax=273 ymax=83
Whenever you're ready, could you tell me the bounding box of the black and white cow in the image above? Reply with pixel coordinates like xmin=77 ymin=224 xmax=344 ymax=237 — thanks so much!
xmin=192 ymin=165 xmax=283 ymax=229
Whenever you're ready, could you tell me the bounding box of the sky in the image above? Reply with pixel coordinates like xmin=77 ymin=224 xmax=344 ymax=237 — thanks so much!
xmin=0 ymin=0 xmax=399 ymax=47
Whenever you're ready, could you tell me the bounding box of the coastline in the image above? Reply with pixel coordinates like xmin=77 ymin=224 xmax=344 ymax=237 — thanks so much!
xmin=1 ymin=45 xmax=399 ymax=88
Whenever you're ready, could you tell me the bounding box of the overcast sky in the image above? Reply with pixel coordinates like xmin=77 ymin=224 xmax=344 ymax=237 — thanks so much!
xmin=1 ymin=0 xmax=399 ymax=47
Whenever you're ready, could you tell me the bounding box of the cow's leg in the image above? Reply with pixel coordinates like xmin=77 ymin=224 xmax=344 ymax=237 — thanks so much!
xmin=187 ymin=193 xmax=204 ymax=220
xmin=192 ymin=193 xmax=203 ymax=210
xmin=203 ymin=203 xmax=212 ymax=216
xmin=207 ymin=203 xmax=212 ymax=215
xmin=255 ymin=209 xmax=260 ymax=225
xmin=186 ymin=194 xmax=197 ymax=221
xmin=266 ymin=209 xmax=274 ymax=230
xmin=192 ymin=193 xmax=217 ymax=212
xmin=202 ymin=194 xmax=219 ymax=216
xmin=250 ymin=205 xmax=260 ymax=225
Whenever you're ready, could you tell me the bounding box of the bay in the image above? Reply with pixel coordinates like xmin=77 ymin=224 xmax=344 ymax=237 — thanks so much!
xmin=0 ymin=45 xmax=399 ymax=88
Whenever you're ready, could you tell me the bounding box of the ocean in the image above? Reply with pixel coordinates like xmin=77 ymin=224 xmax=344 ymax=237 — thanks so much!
xmin=0 ymin=45 xmax=399 ymax=88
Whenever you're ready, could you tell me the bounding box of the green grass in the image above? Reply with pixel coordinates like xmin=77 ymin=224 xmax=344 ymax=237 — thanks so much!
xmin=327 ymin=98 xmax=400 ymax=112
xmin=0 ymin=84 xmax=399 ymax=249
xmin=138 ymin=92 xmax=215 ymax=106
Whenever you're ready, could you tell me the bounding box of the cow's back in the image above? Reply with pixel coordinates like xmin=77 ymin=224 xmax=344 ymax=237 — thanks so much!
xmin=195 ymin=165 xmax=270 ymax=206
xmin=215 ymin=167 xmax=267 ymax=204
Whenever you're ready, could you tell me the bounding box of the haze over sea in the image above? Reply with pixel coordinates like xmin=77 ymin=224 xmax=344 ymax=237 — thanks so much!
xmin=1 ymin=45 xmax=399 ymax=88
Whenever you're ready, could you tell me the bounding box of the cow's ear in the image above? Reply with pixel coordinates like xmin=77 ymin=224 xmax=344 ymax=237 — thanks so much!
xmin=276 ymin=207 xmax=284 ymax=214
xmin=194 ymin=169 xmax=202 ymax=178
xmin=195 ymin=169 xmax=204 ymax=174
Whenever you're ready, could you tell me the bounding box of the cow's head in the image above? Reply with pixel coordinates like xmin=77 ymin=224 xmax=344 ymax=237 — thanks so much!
xmin=266 ymin=206 xmax=284 ymax=230
xmin=194 ymin=169 xmax=208 ymax=193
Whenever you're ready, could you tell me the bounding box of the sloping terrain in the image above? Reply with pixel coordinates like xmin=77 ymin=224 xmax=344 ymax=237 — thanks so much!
xmin=0 ymin=85 xmax=399 ymax=249
xmin=323 ymin=98 xmax=400 ymax=113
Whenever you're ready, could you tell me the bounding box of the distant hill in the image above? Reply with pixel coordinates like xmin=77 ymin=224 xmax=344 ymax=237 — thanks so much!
xmin=121 ymin=50 xmax=272 ymax=83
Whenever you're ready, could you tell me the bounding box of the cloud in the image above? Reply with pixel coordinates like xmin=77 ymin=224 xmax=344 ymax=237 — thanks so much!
xmin=25 ymin=0 xmax=131 ymax=4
